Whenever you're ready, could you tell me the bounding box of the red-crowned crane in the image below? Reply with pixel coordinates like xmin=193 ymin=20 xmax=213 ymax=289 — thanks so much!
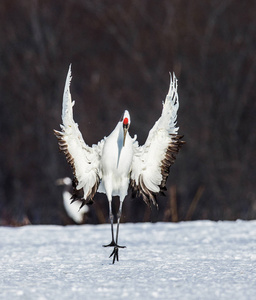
xmin=56 ymin=177 xmax=88 ymax=224
xmin=54 ymin=65 xmax=185 ymax=263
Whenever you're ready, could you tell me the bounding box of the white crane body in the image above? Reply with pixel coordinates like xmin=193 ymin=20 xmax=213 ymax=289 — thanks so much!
xmin=98 ymin=120 xmax=134 ymax=199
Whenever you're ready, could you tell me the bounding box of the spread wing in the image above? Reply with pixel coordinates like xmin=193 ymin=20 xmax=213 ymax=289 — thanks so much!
xmin=54 ymin=65 xmax=104 ymax=206
xmin=130 ymin=73 xmax=185 ymax=207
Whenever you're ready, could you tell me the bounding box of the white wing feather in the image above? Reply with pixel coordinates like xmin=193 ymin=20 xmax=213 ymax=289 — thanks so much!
xmin=54 ymin=65 xmax=103 ymax=200
xmin=131 ymin=73 xmax=183 ymax=203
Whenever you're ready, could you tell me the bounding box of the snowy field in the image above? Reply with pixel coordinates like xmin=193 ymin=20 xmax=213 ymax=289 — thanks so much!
xmin=0 ymin=221 xmax=256 ymax=300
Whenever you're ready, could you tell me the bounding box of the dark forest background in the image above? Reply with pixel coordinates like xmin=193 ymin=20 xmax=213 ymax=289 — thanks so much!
xmin=0 ymin=0 xmax=256 ymax=225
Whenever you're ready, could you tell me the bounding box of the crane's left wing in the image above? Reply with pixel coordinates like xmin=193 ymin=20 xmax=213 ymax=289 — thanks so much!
xmin=130 ymin=73 xmax=185 ymax=207
xmin=54 ymin=65 xmax=104 ymax=207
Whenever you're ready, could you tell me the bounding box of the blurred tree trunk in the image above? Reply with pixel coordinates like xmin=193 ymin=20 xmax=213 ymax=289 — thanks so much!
xmin=0 ymin=0 xmax=255 ymax=224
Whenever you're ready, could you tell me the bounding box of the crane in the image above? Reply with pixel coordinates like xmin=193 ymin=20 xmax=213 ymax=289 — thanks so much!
xmin=54 ymin=65 xmax=185 ymax=263
xmin=56 ymin=177 xmax=88 ymax=224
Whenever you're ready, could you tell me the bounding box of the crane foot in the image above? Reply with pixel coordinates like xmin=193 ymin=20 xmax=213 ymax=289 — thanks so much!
xmin=103 ymin=241 xmax=126 ymax=264
xmin=109 ymin=247 xmax=119 ymax=264
xmin=103 ymin=241 xmax=126 ymax=248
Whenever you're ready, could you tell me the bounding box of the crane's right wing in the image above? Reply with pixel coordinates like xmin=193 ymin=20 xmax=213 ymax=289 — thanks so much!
xmin=54 ymin=65 xmax=104 ymax=207
xmin=130 ymin=73 xmax=185 ymax=207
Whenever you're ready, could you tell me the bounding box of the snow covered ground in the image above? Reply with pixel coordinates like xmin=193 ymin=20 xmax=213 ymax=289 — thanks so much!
xmin=0 ymin=220 xmax=256 ymax=300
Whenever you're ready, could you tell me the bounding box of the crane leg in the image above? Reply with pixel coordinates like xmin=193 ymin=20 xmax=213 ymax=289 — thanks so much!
xmin=108 ymin=199 xmax=126 ymax=263
xmin=103 ymin=199 xmax=115 ymax=246
xmin=103 ymin=198 xmax=125 ymax=264
xmin=115 ymin=200 xmax=124 ymax=246
xmin=108 ymin=200 xmax=125 ymax=263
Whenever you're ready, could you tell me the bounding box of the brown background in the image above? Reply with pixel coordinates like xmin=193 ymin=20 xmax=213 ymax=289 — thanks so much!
xmin=0 ymin=0 xmax=255 ymax=225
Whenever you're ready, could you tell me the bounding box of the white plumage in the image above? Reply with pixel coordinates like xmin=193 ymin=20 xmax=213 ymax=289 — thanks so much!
xmin=54 ymin=65 xmax=184 ymax=263
xmin=56 ymin=177 xmax=88 ymax=224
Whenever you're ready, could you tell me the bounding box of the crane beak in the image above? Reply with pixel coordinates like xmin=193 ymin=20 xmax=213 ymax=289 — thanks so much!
xmin=123 ymin=127 xmax=128 ymax=147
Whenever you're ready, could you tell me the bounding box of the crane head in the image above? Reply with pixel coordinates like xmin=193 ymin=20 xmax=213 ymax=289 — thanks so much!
xmin=121 ymin=110 xmax=130 ymax=146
